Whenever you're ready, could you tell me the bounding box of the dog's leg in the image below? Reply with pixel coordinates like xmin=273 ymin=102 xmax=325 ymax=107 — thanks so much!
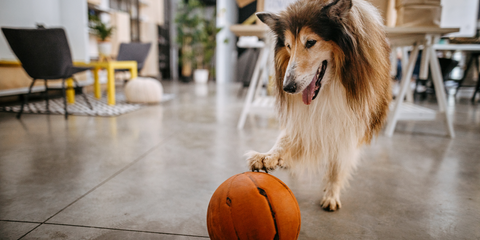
xmin=321 ymin=148 xmax=359 ymax=211
xmin=246 ymin=130 xmax=291 ymax=172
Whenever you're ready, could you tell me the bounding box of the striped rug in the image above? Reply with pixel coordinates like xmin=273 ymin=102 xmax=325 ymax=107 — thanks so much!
xmin=0 ymin=94 xmax=173 ymax=117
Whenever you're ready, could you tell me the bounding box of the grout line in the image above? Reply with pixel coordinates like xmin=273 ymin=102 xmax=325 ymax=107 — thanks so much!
xmin=42 ymin=222 xmax=210 ymax=238
xmin=0 ymin=220 xmax=43 ymax=237
xmin=15 ymin=223 xmax=42 ymax=240
xmin=17 ymin=131 xmax=178 ymax=240
xmin=0 ymin=220 xmax=42 ymax=224
xmin=2 ymin=219 xmax=209 ymax=239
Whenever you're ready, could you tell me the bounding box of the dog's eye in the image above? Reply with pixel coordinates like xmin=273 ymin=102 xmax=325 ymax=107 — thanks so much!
xmin=286 ymin=44 xmax=291 ymax=49
xmin=306 ymin=40 xmax=317 ymax=49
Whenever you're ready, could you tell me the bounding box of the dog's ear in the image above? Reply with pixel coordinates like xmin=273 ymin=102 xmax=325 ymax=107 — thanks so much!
xmin=324 ymin=0 xmax=352 ymax=19
xmin=256 ymin=12 xmax=280 ymax=30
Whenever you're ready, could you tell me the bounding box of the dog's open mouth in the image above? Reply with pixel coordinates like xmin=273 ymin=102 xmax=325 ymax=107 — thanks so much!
xmin=302 ymin=60 xmax=327 ymax=105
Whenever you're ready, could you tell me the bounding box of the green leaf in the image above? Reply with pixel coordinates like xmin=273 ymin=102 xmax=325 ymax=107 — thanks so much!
xmin=89 ymin=17 xmax=114 ymax=41
xmin=175 ymin=0 xmax=222 ymax=69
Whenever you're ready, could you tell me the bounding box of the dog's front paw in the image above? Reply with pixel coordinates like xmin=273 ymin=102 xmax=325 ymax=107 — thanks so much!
xmin=246 ymin=151 xmax=284 ymax=173
xmin=321 ymin=194 xmax=341 ymax=212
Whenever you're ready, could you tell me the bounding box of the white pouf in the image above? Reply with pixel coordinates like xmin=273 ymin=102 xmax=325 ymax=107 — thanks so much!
xmin=125 ymin=77 xmax=163 ymax=104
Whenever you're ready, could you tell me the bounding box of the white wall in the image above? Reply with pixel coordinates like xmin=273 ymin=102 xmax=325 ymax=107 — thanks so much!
xmin=0 ymin=0 xmax=89 ymax=61
xmin=441 ymin=0 xmax=479 ymax=37
xmin=59 ymin=0 xmax=89 ymax=62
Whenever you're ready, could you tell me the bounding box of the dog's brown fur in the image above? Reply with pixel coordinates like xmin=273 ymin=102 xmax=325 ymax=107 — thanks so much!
xmin=248 ymin=0 xmax=391 ymax=211
xmin=267 ymin=0 xmax=391 ymax=143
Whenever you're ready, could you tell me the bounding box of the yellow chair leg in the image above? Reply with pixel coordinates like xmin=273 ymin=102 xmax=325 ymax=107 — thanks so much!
xmin=93 ymin=67 xmax=101 ymax=99
xmin=107 ymin=66 xmax=115 ymax=105
xmin=130 ymin=66 xmax=138 ymax=80
xmin=66 ymin=78 xmax=75 ymax=104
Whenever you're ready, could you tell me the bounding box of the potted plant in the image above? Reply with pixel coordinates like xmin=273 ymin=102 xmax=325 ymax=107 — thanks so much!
xmin=175 ymin=0 xmax=221 ymax=83
xmin=89 ymin=15 xmax=114 ymax=59
xmin=194 ymin=14 xmax=221 ymax=83
xmin=175 ymin=0 xmax=202 ymax=82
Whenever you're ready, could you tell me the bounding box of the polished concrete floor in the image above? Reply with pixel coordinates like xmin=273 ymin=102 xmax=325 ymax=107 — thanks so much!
xmin=0 ymin=81 xmax=479 ymax=239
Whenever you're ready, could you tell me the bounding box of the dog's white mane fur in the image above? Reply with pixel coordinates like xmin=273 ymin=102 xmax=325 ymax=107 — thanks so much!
xmin=248 ymin=0 xmax=390 ymax=211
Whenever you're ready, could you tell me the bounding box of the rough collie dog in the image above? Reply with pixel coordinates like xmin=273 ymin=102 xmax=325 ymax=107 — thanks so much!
xmin=247 ymin=0 xmax=391 ymax=211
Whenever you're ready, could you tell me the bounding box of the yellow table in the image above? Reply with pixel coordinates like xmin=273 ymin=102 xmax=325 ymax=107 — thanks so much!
xmin=1 ymin=60 xmax=137 ymax=105
xmin=0 ymin=60 xmax=23 ymax=67
xmin=75 ymin=61 xmax=137 ymax=105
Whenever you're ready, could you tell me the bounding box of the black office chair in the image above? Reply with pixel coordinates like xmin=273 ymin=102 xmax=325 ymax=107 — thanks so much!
xmin=414 ymin=57 xmax=459 ymax=98
xmin=116 ymin=42 xmax=151 ymax=73
xmin=456 ymin=53 xmax=480 ymax=103
xmin=2 ymin=27 xmax=93 ymax=119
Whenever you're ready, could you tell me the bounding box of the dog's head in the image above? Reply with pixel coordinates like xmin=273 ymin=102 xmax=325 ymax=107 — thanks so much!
xmin=257 ymin=0 xmax=355 ymax=105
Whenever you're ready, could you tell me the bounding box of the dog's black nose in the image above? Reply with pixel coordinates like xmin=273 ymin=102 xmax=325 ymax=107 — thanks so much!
xmin=283 ymin=82 xmax=297 ymax=93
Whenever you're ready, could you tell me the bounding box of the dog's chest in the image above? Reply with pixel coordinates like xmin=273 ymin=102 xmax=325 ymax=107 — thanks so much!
xmin=283 ymin=85 xmax=364 ymax=145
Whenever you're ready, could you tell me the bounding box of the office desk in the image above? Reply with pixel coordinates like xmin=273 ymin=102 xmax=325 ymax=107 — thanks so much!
xmin=384 ymin=27 xmax=459 ymax=138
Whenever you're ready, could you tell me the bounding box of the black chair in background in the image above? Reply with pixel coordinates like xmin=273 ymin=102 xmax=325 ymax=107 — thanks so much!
xmin=456 ymin=53 xmax=480 ymax=103
xmin=100 ymin=43 xmax=151 ymax=97
xmin=116 ymin=42 xmax=151 ymax=73
xmin=1 ymin=27 xmax=93 ymax=119
xmin=414 ymin=57 xmax=459 ymax=98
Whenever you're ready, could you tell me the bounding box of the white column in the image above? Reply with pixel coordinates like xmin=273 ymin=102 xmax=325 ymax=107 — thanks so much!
xmin=170 ymin=0 xmax=179 ymax=80
xmin=216 ymin=0 xmax=237 ymax=83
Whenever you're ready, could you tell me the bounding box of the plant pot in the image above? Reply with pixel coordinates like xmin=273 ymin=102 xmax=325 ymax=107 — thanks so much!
xmin=98 ymin=41 xmax=112 ymax=56
xmin=194 ymin=69 xmax=209 ymax=84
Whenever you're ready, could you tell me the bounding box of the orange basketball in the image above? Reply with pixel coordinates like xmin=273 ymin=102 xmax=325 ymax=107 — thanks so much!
xmin=207 ymin=172 xmax=301 ymax=240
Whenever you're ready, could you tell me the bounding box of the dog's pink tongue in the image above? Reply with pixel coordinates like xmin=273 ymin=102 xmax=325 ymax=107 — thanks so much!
xmin=302 ymin=78 xmax=316 ymax=105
